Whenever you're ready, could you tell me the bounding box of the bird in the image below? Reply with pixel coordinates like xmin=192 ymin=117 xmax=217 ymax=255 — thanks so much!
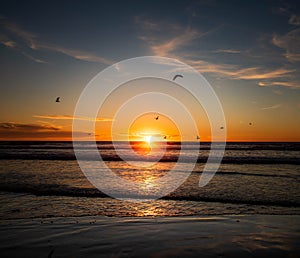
xmin=249 ymin=122 xmax=252 ymax=126
xmin=155 ymin=116 xmax=159 ymax=120
xmin=163 ymin=136 xmax=167 ymax=139
xmin=220 ymin=126 xmax=224 ymax=129
xmin=172 ymin=74 xmax=183 ymax=81
xmin=55 ymin=97 xmax=60 ymax=103
xmin=196 ymin=135 xmax=200 ymax=140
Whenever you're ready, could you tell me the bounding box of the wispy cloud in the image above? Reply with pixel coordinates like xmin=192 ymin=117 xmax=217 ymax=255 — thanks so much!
xmin=136 ymin=16 xmax=222 ymax=57
xmin=135 ymin=16 xmax=182 ymax=33
xmin=274 ymin=5 xmax=300 ymax=26
xmin=260 ymin=104 xmax=282 ymax=110
xmin=272 ymin=28 xmax=300 ymax=62
xmin=212 ymin=49 xmax=242 ymax=54
xmin=258 ymin=81 xmax=300 ymax=89
xmin=21 ymin=51 xmax=47 ymax=64
xmin=231 ymin=68 xmax=294 ymax=80
xmin=0 ymin=121 xmax=93 ymax=139
xmin=289 ymin=14 xmax=300 ymax=26
xmin=136 ymin=17 xmax=297 ymax=85
xmin=0 ymin=37 xmax=16 ymax=48
xmin=151 ymin=28 xmax=200 ymax=56
xmin=0 ymin=17 xmax=36 ymax=45
xmin=184 ymin=59 xmax=294 ymax=80
xmin=0 ymin=17 xmax=113 ymax=64
xmin=33 ymin=115 xmax=113 ymax=122
xmin=0 ymin=122 xmax=61 ymax=131
xmin=30 ymin=42 xmax=113 ymax=64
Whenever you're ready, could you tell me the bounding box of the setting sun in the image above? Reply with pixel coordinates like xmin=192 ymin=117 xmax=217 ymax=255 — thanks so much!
xmin=127 ymin=113 xmax=181 ymax=142
xmin=145 ymin=135 xmax=152 ymax=143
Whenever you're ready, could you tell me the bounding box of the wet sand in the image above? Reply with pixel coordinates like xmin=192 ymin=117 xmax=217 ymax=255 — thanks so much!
xmin=0 ymin=215 xmax=299 ymax=257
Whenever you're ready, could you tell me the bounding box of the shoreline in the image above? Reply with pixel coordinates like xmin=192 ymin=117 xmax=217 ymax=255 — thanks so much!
xmin=0 ymin=215 xmax=299 ymax=257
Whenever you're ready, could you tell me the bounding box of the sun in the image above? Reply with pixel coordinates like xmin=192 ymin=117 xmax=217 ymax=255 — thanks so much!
xmin=145 ymin=135 xmax=153 ymax=143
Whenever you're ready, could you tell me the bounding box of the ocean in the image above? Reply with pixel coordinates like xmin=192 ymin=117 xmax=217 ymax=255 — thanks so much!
xmin=0 ymin=141 xmax=299 ymax=219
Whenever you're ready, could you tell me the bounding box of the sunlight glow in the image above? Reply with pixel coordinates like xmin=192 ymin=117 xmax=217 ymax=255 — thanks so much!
xmin=145 ymin=135 xmax=152 ymax=143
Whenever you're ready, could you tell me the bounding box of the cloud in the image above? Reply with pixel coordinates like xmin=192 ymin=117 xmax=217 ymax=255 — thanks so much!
xmin=289 ymin=14 xmax=300 ymax=26
xmin=272 ymin=28 xmax=300 ymax=62
xmin=0 ymin=17 xmax=36 ymax=46
xmin=274 ymin=5 xmax=300 ymax=26
xmin=185 ymin=59 xmax=294 ymax=80
xmin=0 ymin=17 xmax=113 ymax=64
xmin=136 ymin=16 xmax=221 ymax=57
xmin=260 ymin=104 xmax=282 ymax=110
xmin=230 ymin=68 xmax=294 ymax=80
xmin=0 ymin=39 xmax=16 ymax=48
xmin=135 ymin=16 xmax=182 ymax=33
xmin=0 ymin=25 xmax=47 ymax=63
xmin=212 ymin=49 xmax=242 ymax=54
xmin=31 ymin=42 xmax=113 ymax=64
xmin=0 ymin=121 xmax=93 ymax=140
xmin=149 ymin=28 xmax=200 ymax=56
xmin=137 ymin=17 xmax=296 ymax=85
xmin=0 ymin=122 xmax=61 ymax=131
xmin=258 ymin=81 xmax=300 ymax=89
xmin=33 ymin=115 xmax=113 ymax=122
xmin=21 ymin=51 xmax=47 ymax=64
xmin=284 ymin=52 xmax=300 ymax=62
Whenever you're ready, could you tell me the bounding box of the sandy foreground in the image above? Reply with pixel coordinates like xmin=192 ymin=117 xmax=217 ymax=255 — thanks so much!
xmin=0 ymin=215 xmax=299 ymax=258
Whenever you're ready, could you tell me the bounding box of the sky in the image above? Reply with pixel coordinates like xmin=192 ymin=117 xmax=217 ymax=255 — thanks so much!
xmin=0 ymin=0 xmax=299 ymax=141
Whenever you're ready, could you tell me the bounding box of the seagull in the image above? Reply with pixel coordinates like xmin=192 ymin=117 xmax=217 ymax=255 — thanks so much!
xmin=155 ymin=116 xmax=159 ymax=120
xmin=172 ymin=74 xmax=183 ymax=81
xmin=55 ymin=97 xmax=60 ymax=103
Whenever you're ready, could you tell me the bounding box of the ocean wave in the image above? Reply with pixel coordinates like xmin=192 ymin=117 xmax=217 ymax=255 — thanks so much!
xmin=193 ymin=170 xmax=299 ymax=179
xmin=0 ymin=184 xmax=299 ymax=208
xmin=1 ymin=141 xmax=300 ymax=151
xmin=1 ymin=153 xmax=299 ymax=164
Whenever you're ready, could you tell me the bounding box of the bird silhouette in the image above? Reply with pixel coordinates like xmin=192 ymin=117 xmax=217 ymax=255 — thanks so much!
xmin=155 ymin=116 xmax=159 ymax=120
xmin=220 ymin=126 xmax=224 ymax=129
xmin=196 ymin=135 xmax=200 ymax=140
xmin=55 ymin=97 xmax=60 ymax=103
xmin=172 ymin=74 xmax=183 ymax=81
xmin=249 ymin=122 xmax=252 ymax=126
xmin=163 ymin=136 xmax=167 ymax=139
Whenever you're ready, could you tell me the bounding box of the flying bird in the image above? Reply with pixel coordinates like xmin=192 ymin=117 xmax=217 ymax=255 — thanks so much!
xmin=155 ymin=116 xmax=159 ymax=120
xmin=172 ymin=74 xmax=183 ymax=81
xmin=220 ymin=126 xmax=224 ymax=129
xmin=249 ymin=122 xmax=252 ymax=126
xmin=163 ymin=136 xmax=167 ymax=139
xmin=55 ymin=97 xmax=60 ymax=103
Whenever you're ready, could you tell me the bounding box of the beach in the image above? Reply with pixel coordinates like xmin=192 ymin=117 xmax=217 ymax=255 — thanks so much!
xmin=0 ymin=141 xmax=299 ymax=257
xmin=0 ymin=215 xmax=299 ymax=257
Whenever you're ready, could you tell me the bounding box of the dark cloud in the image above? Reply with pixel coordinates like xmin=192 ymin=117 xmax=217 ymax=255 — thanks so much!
xmin=0 ymin=122 xmax=91 ymax=140
xmin=0 ymin=122 xmax=60 ymax=131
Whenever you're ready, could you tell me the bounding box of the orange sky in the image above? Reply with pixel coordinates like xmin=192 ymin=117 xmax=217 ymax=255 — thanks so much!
xmin=0 ymin=1 xmax=299 ymax=142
